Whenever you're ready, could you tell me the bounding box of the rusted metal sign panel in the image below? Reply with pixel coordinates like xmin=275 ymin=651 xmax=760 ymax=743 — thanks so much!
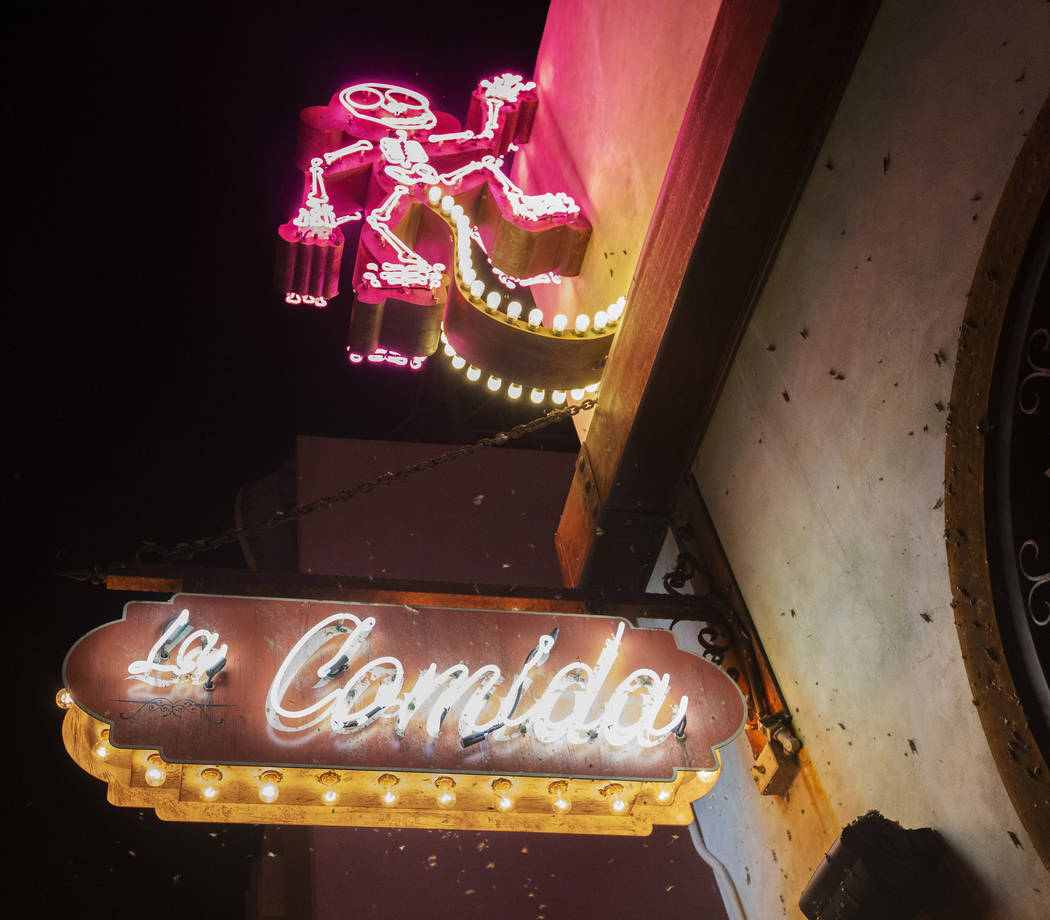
xmin=64 ymin=594 xmax=745 ymax=781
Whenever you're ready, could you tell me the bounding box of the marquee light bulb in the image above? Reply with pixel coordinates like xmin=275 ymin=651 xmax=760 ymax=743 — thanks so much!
xmin=378 ymin=773 xmax=400 ymax=806
xmin=552 ymin=314 xmax=567 ymax=334
xmin=470 ymin=280 xmax=485 ymax=299
xmin=94 ymin=742 xmax=108 ymax=759
xmin=507 ymin=383 xmax=522 ymax=400
xmin=656 ymin=788 xmax=673 ymax=803
xmin=485 ymin=292 xmax=501 ymax=311
xmin=492 ymin=777 xmax=514 ymax=810
xmin=145 ymin=754 xmax=166 ymax=787
xmin=200 ymin=767 xmax=223 ymax=800
xmin=55 ymin=689 xmax=73 ymax=710
xmin=530 ymin=388 xmax=545 ymax=404
xmin=450 ymin=203 xmax=464 ymax=221
xmin=593 ymin=310 xmax=608 ymax=331
xmin=259 ymin=783 xmax=279 ymax=803
xmin=551 ymin=390 xmax=566 ymax=405
xmin=203 ymin=785 xmax=219 ymax=801
xmin=428 ymin=186 xmax=442 ymax=205
xmin=443 ymin=343 xmax=456 ymax=357
xmin=466 ymin=365 xmax=481 ymax=382
xmin=451 ymin=355 xmax=466 ymax=370
xmin=440 ymin=195 xmax=454 ymax=213
xmin=570 ymin=388 xmax=586 ymax=400
xmin=574 ymin=314 xmax=590 ymax=335
xmin=486 ymin=375 xmax=502 ymax=392
xmin=461 ymin=267 xmax=477 ymax=285
xmin=506 ymin=301 xmax=522 ymax=322
xmin=498 ymin=795 xmax=515 ymax=811
xmin=607 ymin=297 xmax=625 ymax=322
xmin=435 ymin=776 xmax=456 ymax=807
xmin=323 ymin=789 xmax=338 ymax=804
xmin=548 ymin=781 xmax=571 ymax=813
xmin=527 ymin=308 xmax=543 ymax=329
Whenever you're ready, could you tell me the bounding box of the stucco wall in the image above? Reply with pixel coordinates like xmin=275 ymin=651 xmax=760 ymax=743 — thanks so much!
xmin=692 ymin=1 xmax=1050 ymax=917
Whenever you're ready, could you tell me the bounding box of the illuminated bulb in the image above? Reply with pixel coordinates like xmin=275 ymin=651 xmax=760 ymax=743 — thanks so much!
xmin=593 ymin=310 xmax=608 ymax=331
xmin=318 ymin=770 xmax=339 ymax=804
xmin=466 ymin=365 xmax=481 ymax=382
xmin=145 ymin=754 xmax=166 ymax=787
xmin=656 ymin=788 xmax=673 ymax=803
xmin=259 ymin=770 xmax=282 ymax=803
xmin=552 ymin=313 xmax=567 ymax=334
xmin=485 ymin=291 xmax=501 ymax=311
xmin=530 ymin=388 xmax=545 ymax=404
xmin=55 ymin=688 xmax=73 ymax=710
xmin=451 ymin=355 xmax=466 ymax=370
xmin=548 ymin=781 xmax=571 ymax=813
xmin=450 ymin=204 xmax=464 ymax=221
xmin=470 ymin=280 xmax=485 ymax=299
xmin=440 ymin=195 xmax=454 ymax=213
xmin=570 ymin=388 xmax=586 ymax=400
xmin=602 ymin=783 xmax=628 ymax=814
xmin=492 ymin=777 xmax=515 ymax=811
xmin=506 ymin=301 xmax=522 ymax=322
xmin=574 ymin=314 xmax=590 ymax=335
xmin=200 ymin=768 xmax=222 ymax=801
xmin=378 ymin=773 xmax=400 ymax=806
xmin=323 ymin=789 xmax=338 ymax=804
xmin=435 ymin=776 xmax=457 ymax=808
xmin=443 ymin=343 xmax=456 ymax=357
xmin=94 ymin=729 xmax=109 ymax=759
xmin=507 ymin=382 xmax=522 ymax=400
xmin=551 ymin=390 xmax=566 ymax=405
xmin=607 ymin=297 xmax=625 ymax=322
xmin=486 ymin=375 xmax=502 ymax=392
xmin=586 ymin=383 xmax=599 ymax=393
xmin=428 ymin=186 xmax=442 ymax=205
xmin=461 ymin=267 xmax=477 ymax=285
xmin=259 ymin=782 xmax=279 ymax=803
xmin=527 ymin=308 xmax=543 ymax=329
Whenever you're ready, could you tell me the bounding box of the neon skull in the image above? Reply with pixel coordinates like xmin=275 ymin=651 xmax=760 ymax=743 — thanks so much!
xmin=276 ymin=74 xmax=622 ymax=404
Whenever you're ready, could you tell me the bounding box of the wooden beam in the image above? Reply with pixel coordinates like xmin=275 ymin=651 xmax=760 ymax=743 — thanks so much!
xmin=557 ymin=0 xmax=879 ymax=589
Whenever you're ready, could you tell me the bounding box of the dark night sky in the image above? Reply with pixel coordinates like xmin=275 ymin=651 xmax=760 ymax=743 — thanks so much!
xmin=14 ymin=3 xmax=724 ymax=916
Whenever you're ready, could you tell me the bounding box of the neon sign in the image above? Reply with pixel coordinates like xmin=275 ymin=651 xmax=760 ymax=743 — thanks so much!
xmin=276 ymin=75 xmax=619 ymax=403
xmin=61 ymin=594 xmax=745 ymax=834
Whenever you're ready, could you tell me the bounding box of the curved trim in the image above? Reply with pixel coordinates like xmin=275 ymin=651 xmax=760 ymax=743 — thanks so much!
xmin=945 ymin=92 xmax=1050 ymax=870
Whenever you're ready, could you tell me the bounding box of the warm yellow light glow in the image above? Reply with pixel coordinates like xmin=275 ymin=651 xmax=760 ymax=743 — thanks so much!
xmin=552 ymin=313 xmax=567 ymax=334
xmin=443 ymin=343 xmax=456 ymax=357
xmin=381 ymin=789 xmax=399 ymax=806
xmin=469 ymin=280 xmax=485 ymax=299
xmin=466 ymin=365 xmax=481 ymax=382
xmin=656 ymin=788 xmax=673 ymax=803
xmin=203 ymin=785 xmax=219 ymax=800
xmin=529 ymin=388 xmax=545 ymax=404
xmin=56 ymin=689 xmax=73 ymax=710
xmin=486 ymin=375 xmax=502 ymax=392
xmin=485 ymin=292 xmax=501 ymax=311
xmin=436 ymin=777 xmax=457 ymax=807
xmin=379 ymin=773 xmax=400 ymax=806
xmin=451 ymin=355 xmax=466 ymax=370
xmin=551 ymin=390 xmax=566 ymax=405
xmin=323 ymin=789 xmax=338 ymax=804
xmin=259 ymin=782 xmax=279 ymax=803
xmin=145 ymin=759 xmax=166 ymax=787
xmin=574 ymin=314 xmax=590 ymax=335
xmin=570 ymin=388 xmax=586 ymax=400
xmin=498 ymin=795 xmax=515 ymax=811
xmin=94 ymin=743 xmax=108 ymax=759
xmin=506 ymin=301 xmax=522 ymax=321
xmin=593 ymin=310 xmax=608 ymax=331
xmin=611 ymin=798 xmax=627 ymax=813
xmin=507 ymin=383 xmax=522 ymax=400
xmin=527 ymin=308 xmax=543 ymax=329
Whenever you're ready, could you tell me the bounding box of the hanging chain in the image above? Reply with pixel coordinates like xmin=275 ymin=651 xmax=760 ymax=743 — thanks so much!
xmin=136 ymin=398 xmax=597 ymax=564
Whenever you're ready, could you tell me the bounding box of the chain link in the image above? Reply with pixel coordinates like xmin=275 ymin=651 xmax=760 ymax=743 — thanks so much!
xmin=136 ymin=398 xmax=597 ymax=564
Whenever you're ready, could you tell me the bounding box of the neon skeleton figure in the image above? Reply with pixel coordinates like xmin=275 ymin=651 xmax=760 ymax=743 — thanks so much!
xmin=277 ymin=75 xmax=620 ymax=403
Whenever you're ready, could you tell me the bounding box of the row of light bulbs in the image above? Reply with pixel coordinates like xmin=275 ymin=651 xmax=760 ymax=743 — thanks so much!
xmin=440 ymin=331 xmax=601 ymax=405
xmin=72 ymin=693 xmax=678 ymax=816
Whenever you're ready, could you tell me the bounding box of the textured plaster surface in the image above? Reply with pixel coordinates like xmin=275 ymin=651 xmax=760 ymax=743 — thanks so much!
xmin=692 ymin=1 xmax=1050 ymax=917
